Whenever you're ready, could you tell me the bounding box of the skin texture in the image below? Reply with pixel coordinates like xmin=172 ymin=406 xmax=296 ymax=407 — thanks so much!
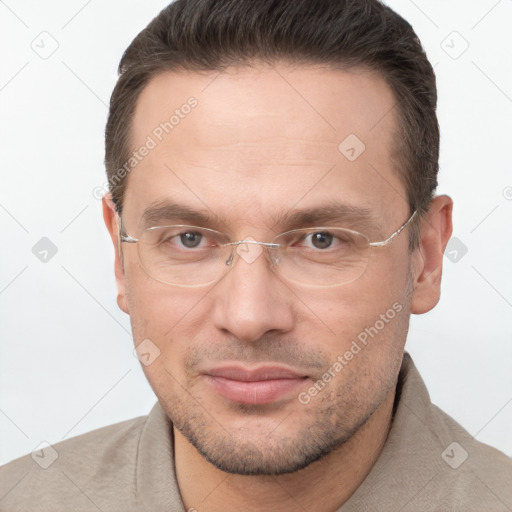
xmin=103 ymin=63 xmax=453 ymax=511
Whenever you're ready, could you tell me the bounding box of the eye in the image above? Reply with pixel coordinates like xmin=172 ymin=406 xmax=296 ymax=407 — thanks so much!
xmin=178 ymin=231 xmax=204 ymax=249
xmin=289 ymin=229 xmax=360 ymax=254
xmin=306 ymin=231 xmax=334 ymax=250
xmin=153 ymin=227 xmax=217 ymax=250
xmin=298 ymin=231 xmax=348 ymax=251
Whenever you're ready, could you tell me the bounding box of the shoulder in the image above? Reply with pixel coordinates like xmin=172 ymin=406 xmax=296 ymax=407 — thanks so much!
xmin=426 ymin=401 xmax=512 ymax=509
xmin=0 ymin=413 xmax=148 ymax=511
xmin=346 ymin=353 xmax=512 ymax=512
xmin=397 ymin=353 xmax=512 ymax=510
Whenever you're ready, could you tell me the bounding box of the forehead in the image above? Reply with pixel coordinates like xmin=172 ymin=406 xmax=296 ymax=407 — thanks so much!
xmin=123 ymin=63 xmax=407 ymax=232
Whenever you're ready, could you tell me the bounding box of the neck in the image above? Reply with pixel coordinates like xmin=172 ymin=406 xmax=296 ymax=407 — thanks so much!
xmin=174 ymin=386 xmax=395 ymax=512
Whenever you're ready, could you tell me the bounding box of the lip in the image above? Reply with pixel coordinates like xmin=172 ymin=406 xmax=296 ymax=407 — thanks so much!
xmin=204 ymin=365 xmax=308 ymax=405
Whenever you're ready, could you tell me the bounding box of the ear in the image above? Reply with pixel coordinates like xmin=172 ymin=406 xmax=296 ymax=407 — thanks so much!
xmin=410 ymin=195 xmax=453 ymax=314
xmin=102 ymin=193 xmax=129 ymax=315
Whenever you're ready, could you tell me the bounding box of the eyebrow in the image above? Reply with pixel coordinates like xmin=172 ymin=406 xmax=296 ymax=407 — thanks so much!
xmin=140 ymin=200 xmax=382 ymax=237
xmin=273 ymin=202 xmax=382 ymax=236
xmin=141 ymin=201 xmax=213 ymax=228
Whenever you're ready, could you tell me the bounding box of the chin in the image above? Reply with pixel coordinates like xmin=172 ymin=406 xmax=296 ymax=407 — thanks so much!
xmin=172 ymin=408 xmax=361 ymax=476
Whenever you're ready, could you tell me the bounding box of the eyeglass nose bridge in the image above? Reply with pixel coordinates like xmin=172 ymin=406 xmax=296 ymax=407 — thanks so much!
xmin=223 ymin=239 xmax=281 ymax=267
xmin=225 ymin=240 xmax=280 ymax=249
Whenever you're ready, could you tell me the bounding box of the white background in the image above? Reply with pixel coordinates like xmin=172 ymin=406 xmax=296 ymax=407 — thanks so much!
xmin=1 ymin=0 xmax=511 ymax=466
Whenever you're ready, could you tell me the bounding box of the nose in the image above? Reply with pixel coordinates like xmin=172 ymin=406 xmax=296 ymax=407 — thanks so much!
xmin=211 ymin=242 xmax=295 ymax=343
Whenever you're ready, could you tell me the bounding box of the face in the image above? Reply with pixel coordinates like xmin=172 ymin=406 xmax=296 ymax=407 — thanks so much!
xmin=107 ymin=63 xmax=421 ymax=475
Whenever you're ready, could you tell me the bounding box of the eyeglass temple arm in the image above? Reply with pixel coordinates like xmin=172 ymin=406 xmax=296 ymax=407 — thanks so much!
xmin=116 ymin=216 xmax=138 ymax=272
xmin=117 ymin=215 xmax=138 ymax=243
xmin=120 ymin=234 xmax=138 ymax=243
xmin=369 ymin=209 xmax=418 ymax=248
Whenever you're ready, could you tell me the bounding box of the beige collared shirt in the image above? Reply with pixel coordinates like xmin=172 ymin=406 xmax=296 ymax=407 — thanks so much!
xmin=1 ymin=353 xmax=511 ymax=511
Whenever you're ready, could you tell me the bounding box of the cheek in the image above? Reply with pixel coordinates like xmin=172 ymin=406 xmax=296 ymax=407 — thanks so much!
xmin=310 ymin=256 xmax=411 ymax=365
xmin=124 ymin=269 xmax=215 ymax=379
xmin=125 ymin=283 xmax=198 ymax=396
xmin=124 ymin=253 xmax=205 ymax=333
xmin=320 ymin=295 xmax=409 ymax=406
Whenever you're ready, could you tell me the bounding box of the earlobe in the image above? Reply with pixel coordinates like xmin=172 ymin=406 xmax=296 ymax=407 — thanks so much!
xmin=102 ymin=194 xmax=130 ymax=315
xmin=410 ymin=195 xmax=453 ymax=314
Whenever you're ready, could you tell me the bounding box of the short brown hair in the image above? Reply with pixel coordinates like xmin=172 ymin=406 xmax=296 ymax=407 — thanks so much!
xmin=105 ymin=0 xmax=439 ymax=249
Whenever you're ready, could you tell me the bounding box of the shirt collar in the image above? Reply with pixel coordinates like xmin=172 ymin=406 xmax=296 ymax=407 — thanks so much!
xmin=135 ymin=400 xmax=184 ymax=510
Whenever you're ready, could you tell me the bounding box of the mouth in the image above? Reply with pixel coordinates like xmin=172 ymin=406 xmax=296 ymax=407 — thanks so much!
xmin=203 ymin=365 xmax=309 ymax=405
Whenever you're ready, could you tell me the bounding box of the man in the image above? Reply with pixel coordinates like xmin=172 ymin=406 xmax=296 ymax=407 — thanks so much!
xmin=1 ymin=0 xmax=511 ymax=510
